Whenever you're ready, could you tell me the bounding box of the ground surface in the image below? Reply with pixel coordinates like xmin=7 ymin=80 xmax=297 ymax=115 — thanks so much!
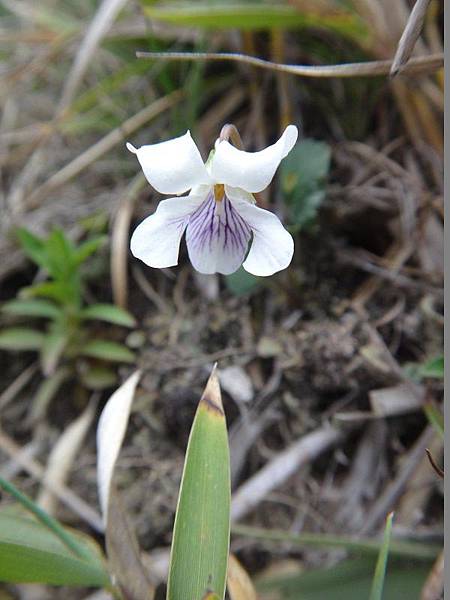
xmin=0 ymin=1 xmax=443 ymax=598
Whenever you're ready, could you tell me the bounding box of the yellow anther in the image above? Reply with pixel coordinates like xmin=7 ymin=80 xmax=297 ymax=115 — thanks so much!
xmin=214 ymin=184 xmax=225 ymax=202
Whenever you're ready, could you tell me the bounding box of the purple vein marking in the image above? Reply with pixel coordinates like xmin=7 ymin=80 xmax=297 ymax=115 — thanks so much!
xmin=186 ymin=192 xmax=251 ymax=258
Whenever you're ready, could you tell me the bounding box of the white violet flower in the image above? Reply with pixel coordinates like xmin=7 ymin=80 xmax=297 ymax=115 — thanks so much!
xmin=127 ymin=124 xmax=298 ymax=276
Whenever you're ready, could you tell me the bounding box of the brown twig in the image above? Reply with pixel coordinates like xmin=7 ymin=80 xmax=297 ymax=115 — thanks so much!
xmin=425 ymin=449 xmax=444 ymax=479
xmin=136 ymin=51 xmax=443 ymax=79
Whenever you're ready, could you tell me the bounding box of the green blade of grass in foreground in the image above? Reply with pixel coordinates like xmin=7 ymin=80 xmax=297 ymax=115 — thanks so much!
xmin=167 ymin=366 xmax=230 ymax=600
xmin=369 ymin=512 xmax=394 ymax=600
xmin=0 ymin=511 xmax=109 ymax=587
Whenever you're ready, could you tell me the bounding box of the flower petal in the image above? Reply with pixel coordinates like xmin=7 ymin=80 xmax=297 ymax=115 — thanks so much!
xmin=127 ymin=131 xmax=211 ymax=195
xmin=210 ymin=125 xmax=298 ymax=193
xmin=186 ymin=191 xmax=252 ymax=275
xmin=227 ymin=187 xmax=294 ymax=276
xmin=130 ymin=193 xmax=206 ymax=268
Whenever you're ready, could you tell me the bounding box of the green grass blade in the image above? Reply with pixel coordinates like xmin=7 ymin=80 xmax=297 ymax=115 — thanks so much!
xmin=232 ymin=524 xmax=438 ymax=561
xmin=167 ymin=367 xmax=230 ymax=600
xmin=0 ymin=512 xmax=109 ymax=587
xmin=0 ymin=477 xmax=90 ymax=561
xmin=0 ymin=478 xmax=109 ymax=587
xmin=369 ymin=512 xmax=394 ymax=600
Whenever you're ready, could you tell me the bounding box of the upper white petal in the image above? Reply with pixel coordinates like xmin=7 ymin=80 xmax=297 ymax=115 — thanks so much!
xmin=127 ymin=131 xmax=211 ymax=195
xmin=226 ymin=187 xmax=294 ymax=276
xmin=130 ymin=192 xmax=207 ymax=268
xmin=210 ymin=125 xmax=298 ymax=193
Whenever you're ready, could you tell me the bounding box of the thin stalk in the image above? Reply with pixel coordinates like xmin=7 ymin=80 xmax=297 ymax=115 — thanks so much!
xmin=232 ymin=524 xmax=439 ymax=561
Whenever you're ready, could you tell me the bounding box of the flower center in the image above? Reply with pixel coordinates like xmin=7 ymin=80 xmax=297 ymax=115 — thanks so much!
xmin=214 ymin=184 xmax=225 ymax=202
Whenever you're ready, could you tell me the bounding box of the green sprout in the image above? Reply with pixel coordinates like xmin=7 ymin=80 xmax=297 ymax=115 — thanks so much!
xmin=0 ymin=228 xmax=136 ymax=418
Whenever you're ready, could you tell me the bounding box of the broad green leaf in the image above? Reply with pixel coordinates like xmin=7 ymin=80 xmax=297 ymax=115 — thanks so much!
xmin=225 ymin=267 xmax=263 ymax=296
xmin=369 ymin=512 xmax=393 ymax=600
xmin=81 ymin=340 xmax=135 ymax=363
xmin=142 ymin=3 xmax=367 ymax=43
xmin=40 ymin=329 xmax=68 ymax=375
xmin=0 ymin=328 xmax=45 ymax=351
xmin=81 ymin=304 xmax=136 ymax=327
xmin=281 ymin=139 xmax=331 ymax=230
xmin=80 ymin=366 xmax=117 ymax=390
xmin=256 ymin=557 xmax=431 ymax=600
xmin=0 ymin=512 xmax=109 ymax=587
xmin=167 ymin=367 xmax=230 ymax=600
xmin=2 ymin=299 xmax=61 ymax=319
xmin=16 ymin=228 xmax=48 ymax=270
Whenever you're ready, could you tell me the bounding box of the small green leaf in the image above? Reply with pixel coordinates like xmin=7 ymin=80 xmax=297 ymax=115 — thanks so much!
xmin=167 ymin=367 xmax=230 ymax=600
xmin=16 ymin=229 xmax=48 ymax=270
xmin=404 ymin=355 xmax=444 ymax=382
xmin=74 ymin=236 xmax=107 ymax=265
xmin=2 ymin=299 xmax=61 ymax=319
xmin=0 ymin=328 xmax=45 ymax=351
xmin=81 ymin=304 xmax=136 ymax=327
xmin=24 ymin=281 xmax=74 ymax=305
xmin=81 ymin=340 xmax=135 ymax=363
xmin=225 ymin=267 xmax=263 ymax=296
xmin=419 ymin=356 xmax=444 ymax=379
xmin=44 ymin=229 xmax=75 ymax=278
xmin=369 ymin=512 xmax=394 ymax=600
xmin=281 ymin=139 xmax=331 ymax=230
xmin=80 ymin=366 xmax=117 ymax=390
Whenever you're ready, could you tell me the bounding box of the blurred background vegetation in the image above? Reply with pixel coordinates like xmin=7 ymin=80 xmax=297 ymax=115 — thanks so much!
xmin=0 ymin=0 xmax=443 ymax=598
